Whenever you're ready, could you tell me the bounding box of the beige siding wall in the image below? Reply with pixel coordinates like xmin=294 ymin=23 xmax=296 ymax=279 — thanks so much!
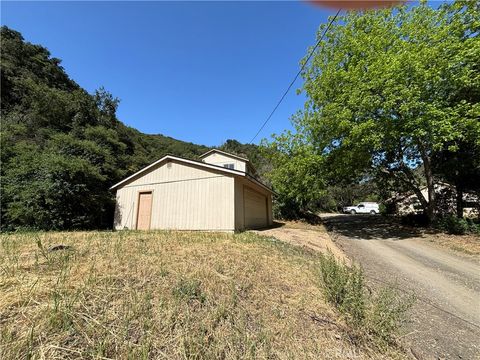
xmin=114 ymin=160 xmax=235 ymax=231
xmin=202 ymin=153 xmax=246 ymax=172
xmin=234 ymin=177 xmax=273 ymax=230
xmin=397 ymin=188 xmax=429 ymax=215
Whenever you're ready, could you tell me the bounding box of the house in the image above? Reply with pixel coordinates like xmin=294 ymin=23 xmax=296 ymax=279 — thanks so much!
xmin=110 ymin=149 xmax=274 ymax=231
xmin=392 ymin=183 xmax=479 ymax=217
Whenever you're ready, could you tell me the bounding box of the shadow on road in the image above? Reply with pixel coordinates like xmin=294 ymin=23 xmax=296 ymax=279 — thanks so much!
xmin=321 ymin=214 xmax=430 ymax=240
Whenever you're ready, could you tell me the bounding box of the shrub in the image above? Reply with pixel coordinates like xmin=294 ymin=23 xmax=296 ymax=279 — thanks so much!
xmin=366 ymin=285 xmax=415 ymax=343
xmin=319 ymin=254 xmax=414 ymax=344
xmin=435 ymin=215 xmax=469 ymax=234
xmin=434 ymin=215 xmax=480 ymax=235
xmin=467 ymin=218 xmax=480 ymax=235
xmin=272 ymin=197 xmax=303 ymax=220
xmin=382 ymin=202 xmax=397 ymax=215
xmin=319 ymin=255 xmax=365 ymax=326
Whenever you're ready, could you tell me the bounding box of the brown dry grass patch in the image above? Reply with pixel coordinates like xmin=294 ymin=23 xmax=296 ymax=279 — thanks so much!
xmin=253 ymin=222 xmax=348 ymax=263
xmin=0 ymin=231 xmax=405 ymax=359
xmin=423 ymin=232 xmax=480 ymax=256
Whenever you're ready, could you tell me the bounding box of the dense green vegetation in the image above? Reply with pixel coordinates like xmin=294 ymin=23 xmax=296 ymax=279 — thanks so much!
xmin=0 ymin=27 xmax=266 ymax=230
xmin=263 ymin=1 xmax=480 ymax=221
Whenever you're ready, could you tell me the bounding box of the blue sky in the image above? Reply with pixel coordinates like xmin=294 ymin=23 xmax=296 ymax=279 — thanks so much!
xmin=1 ymin=1 xmax=335 ymax=146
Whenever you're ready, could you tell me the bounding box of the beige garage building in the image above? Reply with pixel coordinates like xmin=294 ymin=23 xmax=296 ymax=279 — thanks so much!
xmin=111 ymin=149 xmax=273 ymax=231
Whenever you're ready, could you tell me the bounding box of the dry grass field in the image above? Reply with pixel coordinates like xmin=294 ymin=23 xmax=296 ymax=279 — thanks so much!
xmin=425 ymin=232 xmax=480 ymax=255
xmin=0 ymin=231 xmax=406 ymax=359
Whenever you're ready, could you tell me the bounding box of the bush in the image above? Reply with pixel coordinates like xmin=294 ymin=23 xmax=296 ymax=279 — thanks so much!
xmin=366 ymin=285 xmax=415 ymax=343
xmin=434 ymin=215 xmax=480 ymax=235
xmin=319 ymin=254 xmax=414 ymax=344
xmin=272 ymin=197 xmax=323 ymax=224
xmin=319 ymin=255 xmax=366 ymax=326
xmin=272 ymin=197 xmax=303 ymax=220
xmin=468 ymin=218 xmax=480 ymax=234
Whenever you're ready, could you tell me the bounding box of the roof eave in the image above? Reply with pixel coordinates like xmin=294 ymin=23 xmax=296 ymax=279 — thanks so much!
xmin=109 ymin=154 xmax=260 ymax=191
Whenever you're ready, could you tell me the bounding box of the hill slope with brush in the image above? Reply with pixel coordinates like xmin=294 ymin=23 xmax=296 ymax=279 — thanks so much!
xmin=0 ymin=26 xmax=267 ymax=230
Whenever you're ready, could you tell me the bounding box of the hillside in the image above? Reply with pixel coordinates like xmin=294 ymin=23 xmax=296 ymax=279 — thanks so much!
xmin=0 ymin=26 xmax=265 ymax=230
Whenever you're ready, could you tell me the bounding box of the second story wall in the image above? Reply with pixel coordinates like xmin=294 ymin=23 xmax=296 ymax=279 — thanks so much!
xmin=202 ymin=152 xmax=247 ymax=172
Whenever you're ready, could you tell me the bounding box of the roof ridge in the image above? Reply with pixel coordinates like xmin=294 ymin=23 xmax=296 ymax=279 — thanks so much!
xmin=199 ymin=148 xmax=249 ymax=162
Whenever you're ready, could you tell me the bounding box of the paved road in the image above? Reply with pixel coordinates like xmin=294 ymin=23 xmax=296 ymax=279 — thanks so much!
xmin=321 ymin=214 xmax=480 ymax=360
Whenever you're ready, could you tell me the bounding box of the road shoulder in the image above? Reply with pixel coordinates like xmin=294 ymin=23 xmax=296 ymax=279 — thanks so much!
xmin=252 ymin=220 xmax=349 ymax=262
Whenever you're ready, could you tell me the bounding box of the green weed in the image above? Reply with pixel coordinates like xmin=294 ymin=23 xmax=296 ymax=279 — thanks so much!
xmin=319 ymin=253 xmax=414 ymax=345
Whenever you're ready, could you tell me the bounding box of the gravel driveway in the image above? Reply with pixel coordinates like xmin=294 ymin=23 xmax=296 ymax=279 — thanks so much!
xmin=321 ymin=214 xmax=480 ymax=360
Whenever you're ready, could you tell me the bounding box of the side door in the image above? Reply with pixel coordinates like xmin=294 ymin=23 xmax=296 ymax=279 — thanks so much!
xmin=136 ymin=191 xmax=153 ymax=230
xmin=357 ymin=204 xmax=367 ymax=213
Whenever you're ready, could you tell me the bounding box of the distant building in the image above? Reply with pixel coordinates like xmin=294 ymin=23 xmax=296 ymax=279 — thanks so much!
xmin=391 ymin=183 xmax=479 ymax=217
xmin=111 ymin=149 xmax=273 ymax=231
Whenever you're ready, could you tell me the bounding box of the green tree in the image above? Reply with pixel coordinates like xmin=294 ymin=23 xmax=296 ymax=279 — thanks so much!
xmin=265 ymin=1 xmax=480 ymax=221
xmin=2 ymin=142 xmax=108 ymax=229
xmin=262 ymin=131 xmax=326 ymax=217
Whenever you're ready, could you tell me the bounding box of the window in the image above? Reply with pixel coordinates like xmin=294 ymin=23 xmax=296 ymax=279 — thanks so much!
xmin=224 ymin=163 xmax=235 ymax=169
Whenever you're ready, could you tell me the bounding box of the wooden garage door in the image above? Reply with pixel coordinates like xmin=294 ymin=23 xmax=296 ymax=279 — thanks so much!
xmin=136 ymin=192 xmax=152 ymax=230
xmin=244 ymin=187 xmax=268 ymax=229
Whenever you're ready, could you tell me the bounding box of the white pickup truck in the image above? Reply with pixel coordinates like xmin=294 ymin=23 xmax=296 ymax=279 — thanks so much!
xmin=343 ymin=202 xmax=379 ymax=215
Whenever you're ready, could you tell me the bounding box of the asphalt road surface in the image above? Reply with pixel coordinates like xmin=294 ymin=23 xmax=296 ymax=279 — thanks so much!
xmin=321 ymin=214 xmax=480 ymax=360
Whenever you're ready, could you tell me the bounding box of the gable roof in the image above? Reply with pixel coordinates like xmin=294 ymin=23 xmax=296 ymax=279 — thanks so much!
xmin=199 ymin=149 xmax=249 ymax=162
xmin=110 ymin=154 xmax=273 ymax=194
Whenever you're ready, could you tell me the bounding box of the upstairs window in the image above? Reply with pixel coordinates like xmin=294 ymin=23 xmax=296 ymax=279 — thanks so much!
xmin=224 ymin=163 xmax=235 ymax=169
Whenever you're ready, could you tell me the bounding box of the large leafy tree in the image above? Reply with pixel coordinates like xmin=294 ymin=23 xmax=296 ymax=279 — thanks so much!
xmin=265 ymin=1 xmax=479 ymax=220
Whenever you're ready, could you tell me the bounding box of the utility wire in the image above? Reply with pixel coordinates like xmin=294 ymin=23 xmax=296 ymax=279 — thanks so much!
xmin=248 ymin=8 xmax=341 ymax=144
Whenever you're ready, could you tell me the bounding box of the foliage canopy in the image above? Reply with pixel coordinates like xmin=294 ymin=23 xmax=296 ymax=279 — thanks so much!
xmin=264 ymin=1 xmax=480 ymax=219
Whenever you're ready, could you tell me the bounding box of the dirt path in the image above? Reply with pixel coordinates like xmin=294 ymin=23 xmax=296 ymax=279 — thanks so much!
xmin=253 ymin=222 xmax=348 ymax=262
xmin=321 ymin=214 xmax=480 ymax=360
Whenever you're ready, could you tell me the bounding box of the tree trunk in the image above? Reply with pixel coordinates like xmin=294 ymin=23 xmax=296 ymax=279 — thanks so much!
xmin=420 ymin=145 xmax=436 ymax=222
xmin=398 ymin=163 xmax=429 ymax=216
xmin=456 ymin=183 xmax=464 ymax=219
xmin=411 ymin=185 xmax=429 ymax=213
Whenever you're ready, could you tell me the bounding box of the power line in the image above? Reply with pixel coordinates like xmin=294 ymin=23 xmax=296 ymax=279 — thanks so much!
xmin=248 ymin=8 xmax=341 ymax=144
